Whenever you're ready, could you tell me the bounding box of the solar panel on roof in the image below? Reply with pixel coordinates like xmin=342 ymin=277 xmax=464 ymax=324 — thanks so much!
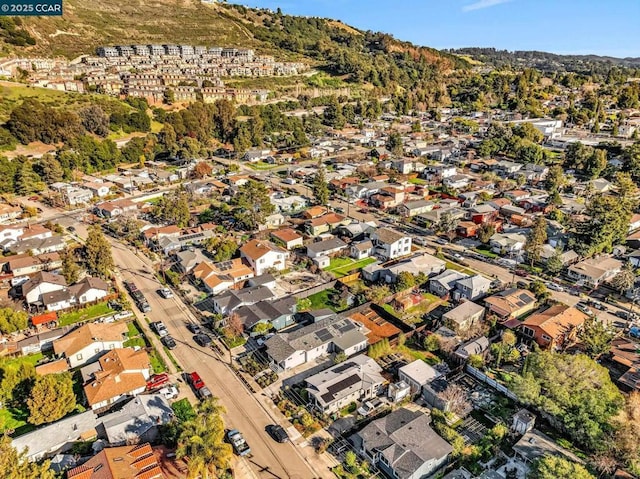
xmin=338 ymin=323 xmax=355 ymax=333
xmin=218 ymin=261 xmax=233 ymax=271
xmin=316 ymin=328 xmax=333 ymax=341
xmin=518 ymin=293 xmax=532 ymax=303
xmin=332 ymin=362 xmax=355 ymax=374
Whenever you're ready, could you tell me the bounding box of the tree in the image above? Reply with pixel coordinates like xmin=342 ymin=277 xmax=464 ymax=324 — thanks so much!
xmin=439 ymin=384 xmax=472 ymax=417
xmin=525 ymin=216 xmax=547 ymax=266
xmin=37 ymin=155 xmax=64 ymax=185
xmin=491 ymin=330 xmax=520 ymax=367
xmin=231 ymin=180 xmax=275 ymax=230
xmin=512 ymin=351 xmax=623 ymax=450
xmin=61 ymin=248 xmax=80 ymax=284
xmin=545 ymin=164 xmax=567 ymax=194
xmin=579 ymin=316 xmax=616 ymax=359
xmin=0 ymin=308 xmax=27 ymax=335
xmin=612 ymin=391 xmax=640 ymax=471
xmin=0 ymin=434 xmax=56 ymax=479
xmin=611 ymin=264 xmax=636 ymax=294
xmin=386 ymin=131 xmax=403 ymax=156
xmin=312 ymin=162 xmax=329 ymax=206
xmin=14 ymin=160 xmax=45 ymax=195
xmin=177 ymin=398 xmax=233 ymax=479
xmin=436 ymin=211 xmax=459 ymax=241
xmin=574 ymin=194 xmax=632 ymax=256
xmin=225 ymin=313 xmax=244 ymax=337
xmin=153 ymin=190 xmax=191 ymax=228
xmin=395 ymin=271 xmax=416 ymax=292
xmin=191 ymin=161 xmax=213 ymax=179
xmin=423 ymin=334 xmax=440 ymax=352
xmin=545 ymin=247 xmax=565 ymax=275
xmin=27 ymin=373 xmax=76 ymax=425
xmin=203 ymin=237 xmax=238 ymax=263
xmin=78 ymin=105 xmax=110 ymax=137
xmin=84 ymin=225 xmax=114 ymax=279
xmin=529 ymin=456 xmax=595 ymax=479
xmin=528 ymin=280 xmax=550 ymax=302
xmin=478 ymin=223 xmax=495 ymax=244
xmin=365 ymin=284 xmax=391 ymax=303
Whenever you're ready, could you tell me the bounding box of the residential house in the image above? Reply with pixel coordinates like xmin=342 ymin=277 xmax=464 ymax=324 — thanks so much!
xmin=520 ymin=304 xmax=588 ymax=350
xmin=11 ymin=410 xmax=98 ymax=461
xmin=512 ymin=429 xmax=583 ymax=467
xmin=62 ymin=187 xmax=93 ymax=206
xmin=504 ymin=190 xmax=530 ymax=202
xmin=430 ymin=270 xmax=469 ymax=298
xmin=351 ymin=240 xmax=374 ymax=260
xmin=398 ymin=359 xmax=442 ymax=395
xmin=82 ymin=348 xmax=151 ymax=411
xmin=484 ymin=288 xmax=537 ymax=321
xmin=83 ymin=181 xmax=114 ymax=197
xmin=53 ymin=321 xmax=128 ymax=368
xmin=377 ymin=253 xmax=446 ymax=284
xmin=193 ymin=258 xmax=254 ymax=295
xmin=350 ymin=408 xmax=453 ymax=479
xmin=233 ymin=296 xmax=296 ymax=332
xmin=0 ymin=203 xmax=22 ymax=224
xmin=468 ymin=204 xmax=498 ymax=225
xmin=453 ymin=275 xmax=492 ymax=301
xmin=392 ymin=159 xmax=415 ymax=175
xmin=69 ymin=277 xmax=110 ymax=305
xmin=101 ymin=394 xmax=173 ymax=446
xmin=456 ymin=221 xmax=480 ymax=238
xmin=306 ymin=355 xmax=385 ymax=414
xmin=270 ymin=228 xmax=304 ymax=250
xmin=306 ymin=237 xmax=348 ymax=259
xmin=371 ymin=227 xmax=412 ymax=260
xmin=442 ymin=301 xmax=485 ymax=334
xmin=95 ymin=199 xmax=138 ymax=218
xmin=9 ymin=235 xmax=66 ymax=255
xmin=568 ymin=256 xmax=623 ymax=288
xmin=489 ymin=232 xmax=527 ymax=256
xmin=264 ymin=317 xmax=368 ymax=371
xmin=303 ymin=206 xmax=329 ymax=219
xmin=306 ymin=213 xmax=350 ymax=236
xmin=454 ymin=336 xmax=490 ymax=363
xmin=6 ymin=252 xmax=61 ymax=277
xmin=22 ymin=271 xmax=67 ymax=308
xmin=397 ymin=200 xmax=435 ymax=218
xmin=240 ymin=239 xmax=288 ymax=276
xmin=443 ymin=174 xmax=471 ymax=190
xmin=210 ymin=285 xmax=274 ymax=316
xmin=609 ymin=337 xmax=640 ymax=392
xmin=67 ymin=443 xmax=163 ymax=479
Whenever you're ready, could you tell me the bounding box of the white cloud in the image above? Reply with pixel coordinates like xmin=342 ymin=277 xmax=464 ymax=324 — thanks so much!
xmin=462 ymin=0 xmax=512 ymax=12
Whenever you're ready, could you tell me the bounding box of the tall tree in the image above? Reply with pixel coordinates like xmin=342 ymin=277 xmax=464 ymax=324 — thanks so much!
xmin=312 ymin=162 xmax=329 ymax=206
xmin=545 ymin=247 xmax=565 ymax=275
xmin=386 ymin=131 xmax=404 ymax=156
xmin=611 ymin=264 xmax=636 ymax=294
xmin=0 ymin=308 xmax=28 ymax=335
xmin=478 ymin=223 xmax=495 ymax=244
xmin=436 ymin=212 xmax=459 ymax=241
xmin=573 ymin=194 xmax=631 ymax=256
xmin=14 ymin=160 xmax=45 ymax=195
xmin=177 ymin=398 xmax=233 ymax=479
xmin=612 ymin=392 xmax=640 ymax=472
xmin=578 ymin=316 xmax=616 ymax=359
xmin=529 ymin=456 xmax=595 ymax=479
xmin=27 ymin=373 xmax=76 ymax=425
xmin=545 ymin=164 xmax=568 ymax=193
xmin=84 ymin=225 xmax=114 ymax=279
xmin=37 ymin=154 xmax=64 ymax=185
xmin=525 ymin=216 xmax=547 ymax=266
xmin=61 ymin=248 xmax=80 ymax=284
xmin=231 ymin=180 xmax=275 ymax=230
xmin=0 ymin=434 xmax=56 ymax=479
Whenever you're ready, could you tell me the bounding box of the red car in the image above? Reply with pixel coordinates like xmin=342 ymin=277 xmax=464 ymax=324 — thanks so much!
xmin=146 ymin=373 xmax=170 ymax=391
xmin=187 ymin=371 xmax=205 ymax=390
xmin=514 ymin=269 xmax=529 ymax=277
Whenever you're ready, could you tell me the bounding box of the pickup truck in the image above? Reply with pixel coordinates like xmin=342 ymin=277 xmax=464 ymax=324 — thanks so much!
xmin=227 ymin=429 xmax=251 ymax=456
xmin=187 ymin=371 xmax=212 ymax=400
xmin=151 ymin=321 xmax=169 ymax=338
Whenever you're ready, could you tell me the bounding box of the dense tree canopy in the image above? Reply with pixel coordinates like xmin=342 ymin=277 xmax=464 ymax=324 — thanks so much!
xmin=27 ymin=373 xmax=76 ymax=425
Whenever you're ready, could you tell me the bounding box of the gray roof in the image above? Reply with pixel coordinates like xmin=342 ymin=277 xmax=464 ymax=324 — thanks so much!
xmin=430 ymin=270 xmax=469 ymax=291
xmin=266 ymin=317 xmax=367 ymax=363
xmin=373 ymin=227 xmax=407 ymax=245
xmin=234 ymin=296 xmax=296 ymax=329
xmin=513 ymin=429 xmax=583 ymax=464
xmin=443 ymin=301 xmax=485 ymax=325
xmin=455 ymin=336 xmax=490 ymax=359
xmin=9 ymin=235 xmax=66 ymax=254
xmin=354 ymin=408 xmax=453 ymax=479
xmin=306 ymin=237 xmax=347 ymax=256
xmin=22 ymin=271 xmax=67 ymax=296
xmin=214 ymin=285 xmax=275 ymax=313
xmin=398 ymin=359 xmax=441 ymax=387
xmin=12 ymin=411 xmax=99 ymax=460
xmin=101 ymin=394 xmax=174 ymax=445
xmin=455 ymin=275 xmax=492 ymax=291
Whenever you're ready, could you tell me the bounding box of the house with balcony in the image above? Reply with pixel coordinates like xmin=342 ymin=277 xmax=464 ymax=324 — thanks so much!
xmin=371 ymin=227 xmax=412 ymax=261
xmin=567 ymin=256 xmax=623 ymax=288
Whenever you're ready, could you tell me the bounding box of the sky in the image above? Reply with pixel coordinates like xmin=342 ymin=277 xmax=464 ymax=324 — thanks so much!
xmin=233 ymin=0 xmax=640 ymax=58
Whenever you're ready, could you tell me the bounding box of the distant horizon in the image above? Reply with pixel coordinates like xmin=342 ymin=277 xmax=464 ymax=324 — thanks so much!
xmin=232 ymin=0 xmax=640 ymax=59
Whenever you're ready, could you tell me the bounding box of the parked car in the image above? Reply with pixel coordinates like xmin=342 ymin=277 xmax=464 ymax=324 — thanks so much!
xmin=158 ymin=287 xmax=173 ymax=299
xmin=227 ymin=429 xmax=251 ymax=456
xmin=576 ymin=302 xmax=594 ymax=316
xmin=546 ymin=283 xmax=564 ymax=292
xmin=187 ymin=323 xmax=203 ymax=334
xmin=162 ymin=335 xmax=177 ymax=349
xmin=615 ymin=310 xmax=634 ymax=320
xmin=587 ymin=299 xmax=607 ymax=311
xmin=516 ymin=280 xmax=528 ymax=289
xmin=266 ymin=424 xmax=289 ymax=443
xmin=151 ymin=321 xmax=169 ymax=337
xmin=194 ymin=334 xmax=212 ymax=347
xmin=514 ymin=269 xmax=528 ymax=277
xmin=158 ymin=385 xmax=179 ymax=400
xmin=146 ymin=373 xmax=170 ymax=391
xmin=435 ymin=238 xmax=449 ymax=245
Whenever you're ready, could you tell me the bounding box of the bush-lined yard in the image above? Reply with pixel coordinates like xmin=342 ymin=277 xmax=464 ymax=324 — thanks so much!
xmin=58 ymin=302 xmax=115 ymax=327
xmin=325 ymin=257 xmax=377 ymax=278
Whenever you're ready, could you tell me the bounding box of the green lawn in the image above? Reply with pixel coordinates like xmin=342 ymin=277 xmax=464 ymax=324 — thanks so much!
xmin=58 ymin=302 xmax=115 ymax=327
xmin=408 ymin=177 xmax=428 ymax=185
xmin=0 ymin=352 xmax=43 ymax=370
xmin=247 ymin=161 xmax=277 ymax=170
xmin=445 ymin=261 xmax=476 ymax=276
xmin=127 ymin=321 xmax=141 ymax=337
xmin=474 ymin=246 xmax=498 ymax=259
xmin=325 ymin=257 xmax=377 ymax=278
xmin=149 ymin=350 xmax=167 ymax=374
xmin=308 ymin=289 xmax=335 ymax=310
xmin=0 ymin=407 xmax=33 ymax=435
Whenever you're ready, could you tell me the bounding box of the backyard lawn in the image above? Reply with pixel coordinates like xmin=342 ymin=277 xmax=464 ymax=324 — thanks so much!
xmin=325 ymin=257 xmax=377 ymax=278
xmin=58 ymin=302 xmax=115 ymax=327
xmin=0 ymin=407 xmax=33 ymax=435
xmin=306 ymin=288 xmax=351 ymax=312
xmin=123 ymin=320 xmax=146 ymax=349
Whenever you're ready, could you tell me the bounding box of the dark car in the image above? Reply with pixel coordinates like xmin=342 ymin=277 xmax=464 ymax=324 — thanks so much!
xmin=267 ymin=424 xmax=289 ymax=443
xmin=615 ymin=310 xmax=632 ymax=320
xmin=162 ymin=335 xmax=177 ymax=349
xmin=514 ymin=269 xmax=529 ymax=277
xmin=194 ymin=334 xmax=212 ymax=347
xmin=187 ymin=323 xmax=203 ymax=334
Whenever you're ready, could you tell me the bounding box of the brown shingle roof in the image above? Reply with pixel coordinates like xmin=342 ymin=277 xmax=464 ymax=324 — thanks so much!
xmin=67 ymin=443 xmax=163 ymax=479
xmin=53 ymin=322 xmax=127 ymax=358
xmin=240 ymin=239 xmax=285 ymax=261
xmin=271 ymin=228 xmax=302 ymax=243
xmin=521 ymin=304 xmax=587 ymax=340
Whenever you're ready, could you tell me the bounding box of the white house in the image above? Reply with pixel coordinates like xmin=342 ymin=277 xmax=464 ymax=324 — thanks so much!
xmin=69 ymin=277 xmax=110 ymax=305
xmin=490 ymin=232 xmax=527 ymax=255
xmin=399 ymin=359 xmax=442 ymax=394
xmin=22 ymin=271 xmax=68 ymax=307
xmin=53 ymin=322 xmax=128 ymax=369
xmin=371 ymin=227 xmax=412 ymax=260
xmin=240 ymin=239 xmax=288 ymax=276
xmin=443 ymin=174 xmax=471 ymax=190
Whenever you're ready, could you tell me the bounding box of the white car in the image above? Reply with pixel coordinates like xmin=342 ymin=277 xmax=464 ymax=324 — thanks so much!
xmin=158 ymin=385 xmax=179 ymax=400
xmin=547 ymin=283 xmax=564 ymax=292
xmin=159 ymin=288 xmax=173 ymax=299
